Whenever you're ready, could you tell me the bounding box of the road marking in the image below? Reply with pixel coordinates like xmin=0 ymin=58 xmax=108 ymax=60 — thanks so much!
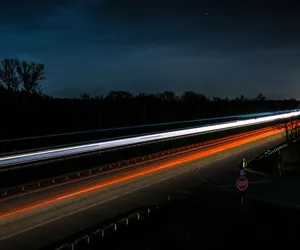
xmin=0 ymin=134 xmax=282 ymax=241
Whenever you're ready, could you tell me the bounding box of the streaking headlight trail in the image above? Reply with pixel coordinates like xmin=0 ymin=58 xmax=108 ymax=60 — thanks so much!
xmin=0 ymin=110 xmax=299 ymax=168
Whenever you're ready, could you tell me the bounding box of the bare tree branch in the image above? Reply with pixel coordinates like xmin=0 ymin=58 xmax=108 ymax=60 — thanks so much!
xmin=0 ymin=58 xmax=20 ymax=91
xmin=17 ymin=61 xmax=45 ymax=94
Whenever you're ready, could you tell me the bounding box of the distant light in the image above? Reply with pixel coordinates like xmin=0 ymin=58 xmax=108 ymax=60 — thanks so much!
xmin=206 ymin=12 xmax=209 ymax=16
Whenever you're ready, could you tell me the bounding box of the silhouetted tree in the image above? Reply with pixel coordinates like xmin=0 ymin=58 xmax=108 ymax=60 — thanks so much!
xmin=212 ymin=96 xmax=221 ymax=102
xmin=106 ymin=91 xmax=133 ymax=100
xmin=0 ymin=59 xmax=20 ymax=91
xmin=95 ymin=95 xmax=104 ymax=100
xmin=80 ymin=93 xmax=91 ymax=100
xmin=180 ymin=91 xmax=207 ymax=102
xmin=138 ymin=92 xmax=146 ymax=98
xmin=254 ymin=93 xmax=267 ymax=101
xmin=16 ymin=61 xmax=45 ymax=94
xmin=159 ymin=91 xmax=177 ymax=102
xmin=239 ymin=94 xmax=247 ymax=101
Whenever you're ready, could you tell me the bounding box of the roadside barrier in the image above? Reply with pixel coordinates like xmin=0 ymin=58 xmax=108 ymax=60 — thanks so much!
xmin=40 ymin=205 xmax=161 ymax=250
xmin=244 ymin=137 xmax=300 ymax=177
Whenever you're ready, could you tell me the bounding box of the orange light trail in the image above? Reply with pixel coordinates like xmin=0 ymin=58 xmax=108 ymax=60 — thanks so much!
xmin=0 ymin=126 xmax=274 ymax=202
xmin=0 ymin=128 xmax=283 ymax=220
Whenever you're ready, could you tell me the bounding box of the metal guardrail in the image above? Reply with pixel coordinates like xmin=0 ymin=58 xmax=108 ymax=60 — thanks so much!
xmin=244 ymin=137 xmax=300 ymax=175
xmin=0 ymin=121 xmax=222 ymax=158
xmin=0 ymin=116 xmax=242 ymax=157
xmin=0 ymin=128 xmax=266 ymax=198
xmin=249 ymin=138 xmax=299 ymax=163
xmin=0 ymin=126 xmax=235 ymax=171
xmin=1 ymin=110 xmax=287 ymax=156
xmin=41 ymin=205 xmax=161 ymax=250
xmin=1 ymin=115 xmax=286 ymax=170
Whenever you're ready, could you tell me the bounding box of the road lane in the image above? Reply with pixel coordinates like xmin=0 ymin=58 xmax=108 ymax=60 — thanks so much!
xmin=0 ymin=131 xmax=285 ymax=250
xmin=0 ymin=127 xmax=281 ymax=216
xmin=0 ymin=125 xmax=274 ymax=197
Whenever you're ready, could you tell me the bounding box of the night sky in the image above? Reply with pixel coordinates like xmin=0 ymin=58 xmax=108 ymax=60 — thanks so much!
xmin=1 ymin=0 xmax=300 ymax=99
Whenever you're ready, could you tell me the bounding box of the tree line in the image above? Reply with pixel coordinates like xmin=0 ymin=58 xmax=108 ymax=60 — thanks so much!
xmin=0 ymin=58 xmax=299 ymax=139
xmin=0 ymin=58 xmax=45 ymax=94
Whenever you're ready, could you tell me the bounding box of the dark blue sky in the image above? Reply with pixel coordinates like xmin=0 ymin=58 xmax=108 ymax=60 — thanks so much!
xmin=1 ymin=0 xmax=300 ymax=99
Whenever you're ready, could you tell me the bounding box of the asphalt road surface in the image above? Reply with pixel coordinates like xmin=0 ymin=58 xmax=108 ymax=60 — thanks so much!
xmin=0 ymin=131 xmax=285 ymax=250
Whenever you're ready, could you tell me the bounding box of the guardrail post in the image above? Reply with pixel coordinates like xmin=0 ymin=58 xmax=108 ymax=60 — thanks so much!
xmin=137 ymin=213 xmax=140 ymax=220
xmin=86 ymin=235 xmax=90 ymax=244
xmin=147 ymin=208 xmax=150 ymax=213
xmin=242 ymin=158 xmax=247 ymax=168
xmin=101 ymin=230 xmax=105 ymax=237
xmin=126 ymin=218 xmax=129 ymax=225
xmin=114 ymin=223 xmax=117 ymax=231
xmin=71 ymin=243 xmax=74 ymax=250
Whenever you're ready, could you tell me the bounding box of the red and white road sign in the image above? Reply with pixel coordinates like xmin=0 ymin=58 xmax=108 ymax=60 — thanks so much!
xmin=236 ymin=176 xmax=248 ymax=191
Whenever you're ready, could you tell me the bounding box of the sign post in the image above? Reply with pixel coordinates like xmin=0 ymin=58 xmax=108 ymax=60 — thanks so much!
xmin=236 ymin=176 xmax=248 ymax=204
xmin=242 ymin=158 xmax=247 ymax=169
xmin=240 ymin=169 xmax=245 ymax=176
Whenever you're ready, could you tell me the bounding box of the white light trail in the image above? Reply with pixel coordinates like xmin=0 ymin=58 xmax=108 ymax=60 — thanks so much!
xmin=0 ymin=110 xmax=299 ymax=168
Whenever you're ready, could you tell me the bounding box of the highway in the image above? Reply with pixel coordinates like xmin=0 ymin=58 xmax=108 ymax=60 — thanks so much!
xmin=0 ymin=109 xmax=299 ymax=168
xmin=0 ymin=127 xmax=285 ymax=250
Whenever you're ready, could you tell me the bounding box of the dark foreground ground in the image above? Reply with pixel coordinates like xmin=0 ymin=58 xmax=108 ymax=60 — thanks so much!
xmin=57 ymin=182 xmax=300 ymax=250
